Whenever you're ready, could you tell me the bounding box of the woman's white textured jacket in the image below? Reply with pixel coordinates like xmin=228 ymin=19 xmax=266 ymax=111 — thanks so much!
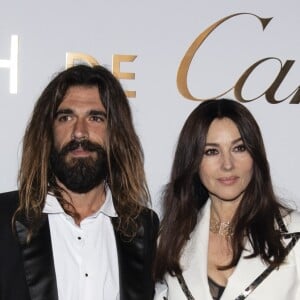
xmin=155 ymin=199 xmax=300 ymax=300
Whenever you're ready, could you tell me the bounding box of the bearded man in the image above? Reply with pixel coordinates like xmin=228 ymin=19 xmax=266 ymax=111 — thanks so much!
xmin=0 ymin=64 xmax=159 ymax=300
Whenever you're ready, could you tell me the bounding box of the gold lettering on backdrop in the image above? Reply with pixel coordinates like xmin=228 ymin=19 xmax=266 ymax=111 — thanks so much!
xmin=0 ymin=35 xmax=19 ymax=94
xmin=66 ymin=53 xmax=137 ymax=98
xmin=113 ymin=54 xmax=137 ymax=98
xmin=66 ymin=52 xmax=100 ymax=68
xmin=177 ymin=13 xmax=299 ymax=104
xmin=235 ymin=58 xmax=299 ymax=103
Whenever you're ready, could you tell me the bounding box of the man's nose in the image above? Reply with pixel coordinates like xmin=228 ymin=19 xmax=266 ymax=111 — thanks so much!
xmin=72 ymin=119 xmax=88 ymax=140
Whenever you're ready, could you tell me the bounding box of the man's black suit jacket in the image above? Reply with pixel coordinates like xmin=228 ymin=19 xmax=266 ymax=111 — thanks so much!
xmin=0 ymin=191 xmax=159 ymax=300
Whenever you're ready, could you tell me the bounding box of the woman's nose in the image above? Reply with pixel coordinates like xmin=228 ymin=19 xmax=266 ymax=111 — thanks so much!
xmin=221 ymin=152 xmax=234 ymax=171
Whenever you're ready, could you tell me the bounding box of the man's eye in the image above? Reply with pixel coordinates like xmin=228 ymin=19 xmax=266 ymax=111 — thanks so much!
xmin=204 ymin=148 xmax=218 ymax=156
xmin=57 ymin=115 xmax=72 ymax=122
xmin=234 ymin=144 xmax=246 ymax=152
xmin=90 ymin=115 xmax=105 ymax=122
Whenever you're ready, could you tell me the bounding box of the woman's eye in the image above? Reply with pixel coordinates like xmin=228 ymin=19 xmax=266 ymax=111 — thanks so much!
xmin=204 ymin=148 xmax=218 ymax=156
xmin=234 ymin=144 xmax=246 ymax=152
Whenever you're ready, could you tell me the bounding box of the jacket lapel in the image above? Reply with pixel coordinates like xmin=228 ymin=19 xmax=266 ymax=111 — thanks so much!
xmin=180 ymin=200 xmax=213 ymax=299
xmin=175 ymin=204 xmax=300 ymax=300
xmin=222 ymin=214 xmax=300 ymax=299
xmin=15 ymin=214 xmax=58 ymax=300
xmin=177 ymin=200 xmax=271 ymax=299
xmin=221 ymin=241 xmax=267 ymax=299
xmin=111 ymin=214 xmax=157 ymax=300
xmin=112 ymin=217 xmax=146 ymax=300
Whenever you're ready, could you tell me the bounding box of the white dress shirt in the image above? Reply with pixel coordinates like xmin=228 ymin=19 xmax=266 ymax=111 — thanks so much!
xmin=43 ymin=189 xmax=120 ymax=300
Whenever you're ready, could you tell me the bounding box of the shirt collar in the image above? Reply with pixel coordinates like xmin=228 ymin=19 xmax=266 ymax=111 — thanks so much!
xmin=43 ymin=187 xmax=118 ymax=218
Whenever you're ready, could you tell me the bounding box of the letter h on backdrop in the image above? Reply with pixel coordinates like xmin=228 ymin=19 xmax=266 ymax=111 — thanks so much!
xmin=0 ymin=35 xmax=18 ymax=94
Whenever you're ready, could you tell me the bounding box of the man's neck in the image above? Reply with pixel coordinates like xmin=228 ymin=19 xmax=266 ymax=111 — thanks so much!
xmin=59 ymin=182 xmax=107 ymax=225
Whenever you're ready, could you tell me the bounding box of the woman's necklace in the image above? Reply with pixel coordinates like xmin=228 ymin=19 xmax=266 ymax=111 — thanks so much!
xmin=209 ymin=215 xmax=233 ymax=237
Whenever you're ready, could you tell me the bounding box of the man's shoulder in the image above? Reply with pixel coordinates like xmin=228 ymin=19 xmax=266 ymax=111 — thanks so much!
xmin=0 ymin=191 xmax=19 ymax=229
xmin=135 ymin=207 xmax=159 ymax=241
xmin=112 ymin=207 xmax=159 ymax=241
xmin=0 ymin=190 xmax=19 ymax=204
xmin=138 ymin=207 xmax=159 ymax=227
xmin=0 ymin=190 xmax=19 ymax=216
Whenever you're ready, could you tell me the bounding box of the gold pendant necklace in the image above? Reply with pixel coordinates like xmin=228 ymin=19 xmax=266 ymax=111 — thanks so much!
xmin=209 ymin=216 xmax=233 ymax=237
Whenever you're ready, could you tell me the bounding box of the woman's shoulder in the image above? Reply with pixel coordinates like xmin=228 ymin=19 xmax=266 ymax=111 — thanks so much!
xmin=283 ymin=209 xmax=300 ymax=233
xmin=154 ymin=280 xmax=168 ymax=300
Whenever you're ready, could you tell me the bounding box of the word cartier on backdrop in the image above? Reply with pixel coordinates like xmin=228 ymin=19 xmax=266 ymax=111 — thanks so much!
xmin=1 ymin=13 xmax=298 ymax=103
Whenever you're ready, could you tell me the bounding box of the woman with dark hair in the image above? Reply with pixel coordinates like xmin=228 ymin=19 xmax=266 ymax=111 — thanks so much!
xmin=154 ymin=99 xmax=300 ymax=299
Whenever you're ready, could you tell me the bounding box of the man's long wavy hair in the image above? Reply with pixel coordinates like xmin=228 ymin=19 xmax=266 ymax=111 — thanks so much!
xmin=15 ymin=64 xmax=150 ymax=239
xmin=154 ymin=98 xmax=290 ymax=280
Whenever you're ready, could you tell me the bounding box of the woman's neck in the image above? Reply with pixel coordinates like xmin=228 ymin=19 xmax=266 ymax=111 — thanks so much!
xmin=210 ymin=197 xmax=240 ymax=222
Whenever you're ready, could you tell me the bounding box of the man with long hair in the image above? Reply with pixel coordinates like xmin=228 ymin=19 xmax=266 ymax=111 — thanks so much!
xmin=0 ymin=64 xmax=158 ymax=300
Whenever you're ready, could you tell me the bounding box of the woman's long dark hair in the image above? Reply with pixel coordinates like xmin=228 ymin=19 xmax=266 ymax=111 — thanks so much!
xmin=154 ymin=98 xmax=290 ymax=280
xmin=15 ymin=64 xmax=149 ymax=239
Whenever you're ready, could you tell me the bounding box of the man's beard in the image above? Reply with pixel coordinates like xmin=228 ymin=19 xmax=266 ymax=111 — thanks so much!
xmin=50 ymin=139 xmax=108 ymax=193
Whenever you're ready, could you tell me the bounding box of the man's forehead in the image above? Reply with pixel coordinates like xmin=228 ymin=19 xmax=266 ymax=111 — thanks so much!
xmin=58 ymin=85 xmax=105 ymax=110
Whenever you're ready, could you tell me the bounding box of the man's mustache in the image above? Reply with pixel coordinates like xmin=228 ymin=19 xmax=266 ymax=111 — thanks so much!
xmin=59 ymin=140 xmax=105 ymax=156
